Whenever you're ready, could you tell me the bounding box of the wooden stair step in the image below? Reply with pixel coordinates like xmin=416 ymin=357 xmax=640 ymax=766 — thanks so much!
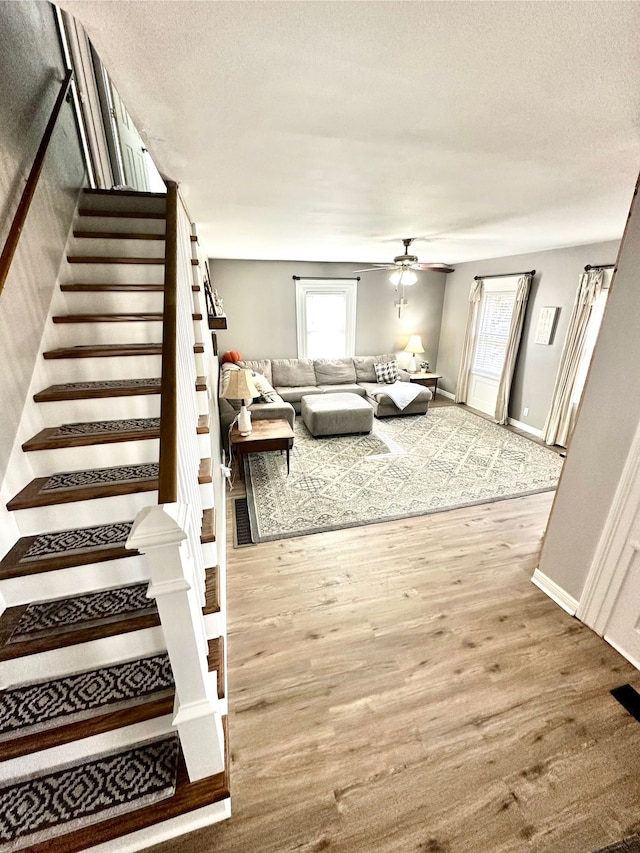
xmin=197 ymin=414 xmax=210 ymax=434
xmin=61 ymin=283 xmax=164 ymax=292
xmin=73 ymin=230 xmax=166 ymax=241
xmin=0 ymin=521 xmax=137 ymax=579
xmin=78 ymin=208 xmax=165 ymax=220
xmin=19 ymin=726 xmax=229 ymax=853
xmin=44 ymin=343 xmax=162 ymax=359
xmin=200 ymin=507 xmax=215 ymax=544
xmin=0 ymin=582 xmax=160 ymax=662
xmin=199 ymin=458 xmax=212 ymax=485
xmin=6 ymin=462 xmax=158 ymax=510
xmin=52 ymin=312 xmax=202 ymax=323
xmin=22 ymin=418 xmax=161 ymax=451
xmin=67 ymin=256 xmax=166 ymax=265
xmin=0 ymin=653 xmax=174 ymax=761
xmin=207 ymin=636 xmax=225 ymax=700
xmin=202 ymin=567 xmax=220 ymax=616
xmin=34 ymin=378 xmax=162 ymax=401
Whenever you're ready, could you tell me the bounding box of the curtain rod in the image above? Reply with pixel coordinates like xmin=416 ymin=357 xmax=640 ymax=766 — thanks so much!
xmin=584 ymin=263 xmax=615 ymax=272
xmin=292 ymin=275 xmax=360 ymax=281
xmin=473 ymin=269 xmax=535 ymax=281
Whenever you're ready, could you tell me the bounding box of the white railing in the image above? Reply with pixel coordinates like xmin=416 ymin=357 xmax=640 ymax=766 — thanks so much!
xmin=127 ymin=182 xmax=225 ymax=782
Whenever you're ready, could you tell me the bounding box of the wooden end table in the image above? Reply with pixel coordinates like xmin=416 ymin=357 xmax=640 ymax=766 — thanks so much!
xmin=408 ymin=372 xmax=442 ymax=396
xmin=230 ymin=418 xmax=294 ymax=480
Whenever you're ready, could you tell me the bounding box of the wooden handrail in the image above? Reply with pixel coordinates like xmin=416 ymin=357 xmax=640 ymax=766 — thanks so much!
xmin=158 ymin=181 xmax=179 ymax=503
xmin=0 ymin=70 xmax=73 ymax=298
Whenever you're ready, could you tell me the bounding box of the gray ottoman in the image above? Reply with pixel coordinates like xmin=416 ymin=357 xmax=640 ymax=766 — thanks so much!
xmin=302 ymin=392 xmax=373 ymax=437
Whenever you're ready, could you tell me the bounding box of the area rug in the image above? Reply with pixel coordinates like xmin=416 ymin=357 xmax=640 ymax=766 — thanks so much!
xmin=244 ymin=405 xmax=563 ymax=542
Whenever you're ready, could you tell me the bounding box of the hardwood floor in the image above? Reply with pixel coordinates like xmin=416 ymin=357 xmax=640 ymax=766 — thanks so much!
xmin=150 ymin=406 xmax=640 ymax=853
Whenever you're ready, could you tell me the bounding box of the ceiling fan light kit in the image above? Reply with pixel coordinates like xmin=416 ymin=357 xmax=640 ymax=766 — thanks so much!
xmin=353 ymin=238 xmax=454 ymax=317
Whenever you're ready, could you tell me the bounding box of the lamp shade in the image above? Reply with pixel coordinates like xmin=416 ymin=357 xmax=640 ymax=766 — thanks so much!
xmin=404 ymin=335 xmax=425 ymax=355
xmin=221 ymin=368 xmax=258 ymax=401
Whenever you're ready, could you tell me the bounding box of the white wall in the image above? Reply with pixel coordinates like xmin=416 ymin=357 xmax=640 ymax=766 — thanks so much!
xmin=436 ymin=240 xmax=620 ymax=430
xmin=539 ymin=177 xmax=640 ymax=602
xmin=0 ymin=1 xmax=86 ymax=551
xmin=208 ymin=259 xmax=446 ymax=369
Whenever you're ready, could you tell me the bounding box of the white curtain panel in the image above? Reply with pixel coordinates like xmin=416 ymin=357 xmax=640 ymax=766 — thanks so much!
xmin=542 ymin=268 xmax=604 ymax=447
xmin=454 ymin=278 xmax=483 ymax=403
xmin=494 ymin=274 xmax=532 ymax=425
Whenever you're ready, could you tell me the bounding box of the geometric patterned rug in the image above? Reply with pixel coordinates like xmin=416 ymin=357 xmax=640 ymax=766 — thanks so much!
xmin=0 ymin=654 xmax=173 ymax=742
xmin=0 ymin=734 xmax=178 ymax=849
xmin=245 ymin=405 xmax=563 ymax=542
xmin=593 ymin=838 xmax=640 ymax=853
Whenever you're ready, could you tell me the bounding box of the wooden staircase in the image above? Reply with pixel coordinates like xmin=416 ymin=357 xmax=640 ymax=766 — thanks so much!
xmin=0 ymin=188 xmax=229 ymax=851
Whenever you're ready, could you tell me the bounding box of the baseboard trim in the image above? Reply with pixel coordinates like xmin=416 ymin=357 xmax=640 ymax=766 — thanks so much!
xmin=508 ymin=417 xmax=543 ymax=438
xmin=437 ymin=388 xmax=455 ymax=400
xmin=531 ymin=568 xmax=579 ymax=615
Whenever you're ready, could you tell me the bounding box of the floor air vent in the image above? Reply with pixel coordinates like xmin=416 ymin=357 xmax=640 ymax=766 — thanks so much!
xmin=234 ymin=497 xmax=253 ymax=547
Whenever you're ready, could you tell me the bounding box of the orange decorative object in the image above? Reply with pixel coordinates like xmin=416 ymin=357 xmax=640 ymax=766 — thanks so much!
xmin=221 ymin=351 xmax=242 ymax=364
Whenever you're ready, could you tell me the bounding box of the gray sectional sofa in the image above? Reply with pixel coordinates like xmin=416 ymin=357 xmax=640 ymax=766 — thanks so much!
xmin=219 ymin=354 xmax=432 ymax=447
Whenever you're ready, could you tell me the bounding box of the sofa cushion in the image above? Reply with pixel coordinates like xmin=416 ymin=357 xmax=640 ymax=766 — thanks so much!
xmin=313 ymin=358 xmax=357 ymax=385
xmin=271 ymin=358 xmax=316 ymax=387
xmin=374 ymin=361 xmax=399 ymax=384
xmin=353 ymin=354 xmax=396 ymax=382
xmin=320 ymin=383 xmax=365 ymax=397
xmin=238 ymin=359 xmax=273 ymax=385
xmin=276 ymin=386 xmax=324 ymax=405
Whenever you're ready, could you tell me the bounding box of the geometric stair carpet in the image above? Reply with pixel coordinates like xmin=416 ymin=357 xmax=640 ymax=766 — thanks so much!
xmin=245 ymin=405 xmax=563 ymax=542
xmin=21 ymin=521 xmax=134 ymax=563
xmin=0 ymin=734 xmax=179 ymax=850
xmin=0 ymin=654 xmax=173 ymax=742
xmin=7 ymin=583 xmax=156 ymax=644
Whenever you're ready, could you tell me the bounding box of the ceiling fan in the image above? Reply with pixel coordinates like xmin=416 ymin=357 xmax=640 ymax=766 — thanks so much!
xmin=354 ymin=238 xmax=455 ymax=281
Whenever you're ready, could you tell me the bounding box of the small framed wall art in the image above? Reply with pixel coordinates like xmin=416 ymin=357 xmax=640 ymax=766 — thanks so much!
xmin=535 ymin=305 xmax=560 ymax=345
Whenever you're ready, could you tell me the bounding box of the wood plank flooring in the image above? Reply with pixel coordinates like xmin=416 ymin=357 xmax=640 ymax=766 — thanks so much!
xmin=148 ymin=405 xmax=640 ymax=853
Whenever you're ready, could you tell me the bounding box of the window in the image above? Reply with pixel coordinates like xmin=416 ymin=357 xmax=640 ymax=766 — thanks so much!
xmin=295 ymin=279 xmax=357 ymax=359
xmin=471 ymin=283 xmax=517 ymax=380
xmin=571 ymin=268 xmax=613 ymax=407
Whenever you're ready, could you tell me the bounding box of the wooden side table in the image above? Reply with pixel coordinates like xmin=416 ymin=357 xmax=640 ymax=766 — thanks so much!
xmin=230 ymin=418 xmax=294 ymax=479
xmin=408 ymin=372 xmax=442 ymax=396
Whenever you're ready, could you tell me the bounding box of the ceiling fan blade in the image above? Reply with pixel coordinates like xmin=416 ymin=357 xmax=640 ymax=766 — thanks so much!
xmin=352 ymin=266 xmax=394 ymax=273
xmin=413 ymin=262 xmax=456 ymax=273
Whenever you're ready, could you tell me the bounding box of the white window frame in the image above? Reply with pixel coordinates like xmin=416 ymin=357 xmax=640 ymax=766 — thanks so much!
xmin=295 ymin=279 xmax=358 ymax=359
xmin=470 ymin=276 xmax=519 ymax=381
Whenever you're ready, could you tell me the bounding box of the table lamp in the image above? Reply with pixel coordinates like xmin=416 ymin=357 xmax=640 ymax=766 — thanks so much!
xmin=221 ymin=368 xmax=258 ymax=435
xmin=404 ymin=335 xmax=425 ymax=373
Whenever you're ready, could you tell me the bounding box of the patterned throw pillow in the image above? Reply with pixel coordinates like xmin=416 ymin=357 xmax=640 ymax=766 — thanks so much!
xmin=251 ymin=371 xmax=278 ymax=403
xmin=374 ymin=361 xmax=399 ymax=384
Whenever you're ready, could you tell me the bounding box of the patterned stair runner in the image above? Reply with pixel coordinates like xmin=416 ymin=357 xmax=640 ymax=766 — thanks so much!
xmin=23 ymin=418 xmax=161 ymax=451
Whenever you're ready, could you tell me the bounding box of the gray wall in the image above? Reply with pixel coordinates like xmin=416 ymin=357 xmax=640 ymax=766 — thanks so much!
xmin=208 ymin=259 xmax=446 ymax=369
xmin=539 ymin=179 xmax=640 ymax=602
xmin=436 ymin=240 xmax=619 ymax=430
xmin=0 ymin=1 xmax=85 ymax=482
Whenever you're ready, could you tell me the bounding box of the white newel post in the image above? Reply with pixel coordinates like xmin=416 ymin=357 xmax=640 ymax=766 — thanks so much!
xmin=127 ymin=502 xmax=225 ymax=781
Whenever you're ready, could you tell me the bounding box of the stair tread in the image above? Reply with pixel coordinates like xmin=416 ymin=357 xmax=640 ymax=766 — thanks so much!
xmin=199 ymin=458 xmax=212 ymax=484
xmin=44 ymin=343 xmax=163 ymax=358
xmin=67 ymin=256 xmax=166 ymax=264
xmin=53 ymin=313 xmax=164 ymax=323
xmin=23 ymin=418 xmax=161 ymax=451
xmin=73 ymin=230 xmax=166 ymax=240
xmin=78 ymin=208 xmax=166 ymax=220
xmin=202 ymin=567 xmax=220 ymax=616
xmin=60 ymin=283 xmax=164 ymax=292
xmin=18 ymin=733 xmax=229 ymax=853
xmin=6 ymin=462 xmax=159 ymax=510
xmin=201 ymin=507 xmax=215 ymax=544
xmin=34 ymin=378 xmax=162 ymax=401
xmin=0 ymin=521 xmax=137 ymax=578
xmin=207 ymin=636 xmax=225 ymax=700
xmin=0 ymin=582 xmax=160 ymax=662
xmin=0 ymin=653 xmax=174 ymax=760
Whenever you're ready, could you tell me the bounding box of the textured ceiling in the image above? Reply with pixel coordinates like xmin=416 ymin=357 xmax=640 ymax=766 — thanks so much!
xmin=59 ymin=1 xmax=640 ymax=265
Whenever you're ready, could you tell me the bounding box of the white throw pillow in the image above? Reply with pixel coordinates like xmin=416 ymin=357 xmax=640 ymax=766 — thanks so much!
xmin=250 ymin=370 xmax=278 ymax=403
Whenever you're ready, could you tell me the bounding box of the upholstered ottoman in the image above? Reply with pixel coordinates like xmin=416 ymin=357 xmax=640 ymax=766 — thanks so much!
xmin=302 ymin=392 xmax=373 ymax=437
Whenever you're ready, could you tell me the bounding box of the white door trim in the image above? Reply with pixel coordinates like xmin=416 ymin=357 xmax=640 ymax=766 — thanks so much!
xmin=576 ymin=417 xmax=640 ymax=635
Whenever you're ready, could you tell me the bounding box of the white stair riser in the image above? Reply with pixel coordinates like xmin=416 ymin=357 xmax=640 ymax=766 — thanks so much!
xmin=0 ymin=711 xmax=174 ymax=780
xmin=75 ymin=216 xmax=166 ymax=236
xmin=80 ymin=193 xmax=166 ymax=216
xmin=0 ymin=555 xmax=150 ymax=607
xmin=24 ymin=439 xmax=159 ymax=478
xmin=52 ymin=322 xmax=165 ymax=347
xmin=34 ymin=396 xmax=161 ymax=425
xmin=57 ymin=292 xmax=164 ymax=314
xmin=0 ymin=624 xmax=167 ymax=690
xmin=41 ymin=355 xmax=163 ymax=385
xmin=61 ymin=263 xmax=165 ymax=286
xmin=68 ymin=236 xmax=166 ymax=259
xmin=11 ymin=492 xmax=160 ymax=537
